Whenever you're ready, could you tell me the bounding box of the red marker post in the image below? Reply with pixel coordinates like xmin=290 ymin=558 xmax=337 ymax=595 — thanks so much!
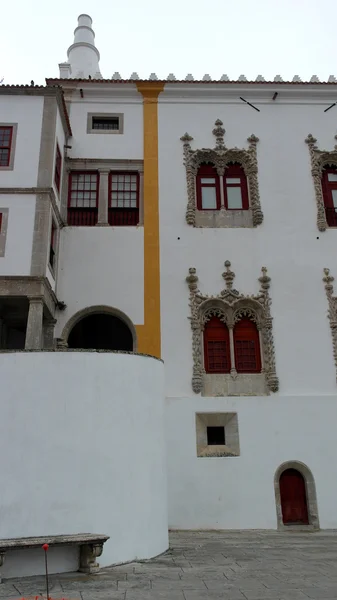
xmin=42 ymin=543 xmax=49 ymax=600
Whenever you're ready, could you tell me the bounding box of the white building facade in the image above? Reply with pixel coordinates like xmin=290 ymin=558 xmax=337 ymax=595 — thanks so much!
xmin=1 ymin=12 xmax=337 ymax=577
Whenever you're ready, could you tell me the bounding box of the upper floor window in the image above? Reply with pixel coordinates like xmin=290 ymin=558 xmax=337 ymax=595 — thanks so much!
xmin=0 ymin=126 xmax=13 ymax=167
xmin=109 ymin=172 xmax=139 ymax=226
xmin=54 ymin=144 xmax=62 ymax=192
xmin=196 ymin=162 xmax=249 ymax=212
xmin=87 ymin=113 xmax=124 ymax=134
xmin=204 ymin=317 xmax=231 ymax=374
xmin=322 ymin=166 xmax=337 ymax=227
xmin=49 ymin=220 xmax=57 ymax=271
xmin=224 ymin=163 xmax=249 ymax=210
xmin=196 ymin=164 xmax=221 ymax=210
xmin=234 ymin=318 xmax=261 ymax=373
xmin=68 ymin=172 xmax=99 ymax=226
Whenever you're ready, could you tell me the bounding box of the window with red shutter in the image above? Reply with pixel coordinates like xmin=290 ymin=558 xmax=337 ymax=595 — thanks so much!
xmin=49 ymin=221 xmax=57 ymax=270
xmin=196 ymin=164 xmax=221 ymax=210
xmin=203 ymin=316 xmax=231 ymax=373
xmin=108 ymin=172 xmax=139 ymax=226
xmin=223 ymin=163 xmax=249 ymax=210
xmin=0 ymin=126 xmax=13 ymax=167
xmin=68 ymin=172 xmax=99 ymax=226
xmin=54 ymin=144 xmax=62 ymax=192
xmin=322 ymin=166 xmax=337 ymax=227
xmin=234 ymin=318 xmax=261 ymax=373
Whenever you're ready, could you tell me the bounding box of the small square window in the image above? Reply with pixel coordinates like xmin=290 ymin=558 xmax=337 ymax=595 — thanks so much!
xmin=92 ymin=116 xmax=119 ymax=130
xmin=196 ymin=413 xmax=240 ymax=458
xmin=87 ymin=113 xmax=124 ymax=134
xmin=207 ymin=426 xmax=225 ymax=445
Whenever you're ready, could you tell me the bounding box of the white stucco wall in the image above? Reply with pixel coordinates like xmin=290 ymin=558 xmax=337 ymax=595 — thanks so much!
xmin=68 ymin=93 xmax=143 ymax=159
xmin=0 ymin=96 xmax=43 ymax=187
xmin=166 ymin=395 xmax=337 ymax=530
xmin=158 ymin=87 xmax=337 ymax=529
xmin=55 ymin=226 xmax=144 ymax=335
xmin=0 ymin=351 xmax=168 ymax=578
xmin=0 ymin=195 xmax=36 ymax=275
xmin=158 ymin=91 xmax=337 ymax=397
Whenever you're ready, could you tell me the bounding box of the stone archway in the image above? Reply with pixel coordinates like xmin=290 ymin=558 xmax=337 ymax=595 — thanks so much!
xmin=274 ymin=461 xmax=319 ymax=530
xmin=60 ymin=306 xmax=137 ymax=351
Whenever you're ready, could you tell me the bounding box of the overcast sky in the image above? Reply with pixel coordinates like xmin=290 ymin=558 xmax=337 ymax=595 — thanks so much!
xmin=1 ymin=0 xmax=337 ymax=84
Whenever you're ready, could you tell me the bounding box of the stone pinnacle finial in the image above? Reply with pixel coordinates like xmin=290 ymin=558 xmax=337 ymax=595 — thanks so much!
xmin=212 ymin=119 xmax=225 ymax=149
xmin=59 ymin=14 xmax=102 ymax=79
xmin=222 ymin=261 xmax=235 ymax=289
xmin=186 ymin=268 xmax=199 ymax=292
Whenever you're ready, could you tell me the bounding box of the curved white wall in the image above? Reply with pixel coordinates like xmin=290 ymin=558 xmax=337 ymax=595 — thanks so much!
xmin=0 ymin=351 xmax=168 ymax=574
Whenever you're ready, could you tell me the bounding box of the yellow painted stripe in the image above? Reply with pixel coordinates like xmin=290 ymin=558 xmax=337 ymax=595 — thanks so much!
xmin=135 ymin=82 xmax=164 ymax=358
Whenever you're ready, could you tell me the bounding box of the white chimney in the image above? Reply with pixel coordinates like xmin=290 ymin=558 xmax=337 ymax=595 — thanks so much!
xmin=59 ymin=14 xmax=102 ymax=79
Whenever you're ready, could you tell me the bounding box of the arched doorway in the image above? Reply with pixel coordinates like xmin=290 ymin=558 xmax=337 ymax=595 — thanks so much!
xmin=279 ymin=469 xmax=308 ymax=525
xmin=67 ymin=313 xmax=133 ymax=351
xmin=274 ymin=461 xmax=319 ymax=530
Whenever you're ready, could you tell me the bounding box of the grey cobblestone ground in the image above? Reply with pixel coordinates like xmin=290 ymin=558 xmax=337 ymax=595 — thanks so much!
xmin=3 ymin=530 xmax=337 ymax=600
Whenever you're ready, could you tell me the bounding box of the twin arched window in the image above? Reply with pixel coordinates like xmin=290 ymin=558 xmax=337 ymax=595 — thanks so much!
xmin=196 ymin=162 xmax=249 ymax=211
xmin=204 ymin=316 xmax=261 ymax=374
xmin=322 ymin=166 xmax=337 ymax=227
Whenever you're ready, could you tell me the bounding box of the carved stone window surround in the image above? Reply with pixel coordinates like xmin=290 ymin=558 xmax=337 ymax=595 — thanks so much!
xmin=323 ymin=268 xmax=337 ymax=381
xmin=186 ymin=261 xmax=279 ymax=396
xmin=181 ymin=120 xmax=263 ymax=228
xmin=305 ymin=133 xmax=337 ymax=231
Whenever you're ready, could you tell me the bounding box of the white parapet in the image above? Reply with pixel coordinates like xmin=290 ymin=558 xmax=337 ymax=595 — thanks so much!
xmin=0 ymin=351 xmax=168 ymax=577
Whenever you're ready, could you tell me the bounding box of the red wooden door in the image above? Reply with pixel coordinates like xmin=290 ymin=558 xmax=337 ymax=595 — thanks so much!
xmin=279 ymin=469 xmax=309 ymax=525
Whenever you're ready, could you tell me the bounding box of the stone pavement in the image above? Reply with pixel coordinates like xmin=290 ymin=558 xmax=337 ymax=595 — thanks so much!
xmin=3 ymin=530 xmax=337 ymax=600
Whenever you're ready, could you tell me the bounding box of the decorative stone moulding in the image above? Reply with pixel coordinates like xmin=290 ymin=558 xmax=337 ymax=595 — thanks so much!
xmin=186 ymin=261 xmax=279 ymax=397
xmin=305 ymin=133 xmax=337 ymax=231
xmin=323 ymin=268 xmax=337 ymax=381
xmin=180 ymin=119 xmax=263 ymax=228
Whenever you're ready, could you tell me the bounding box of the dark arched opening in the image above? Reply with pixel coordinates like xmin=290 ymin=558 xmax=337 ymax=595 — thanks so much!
xmin=279 ymin=468 xmax=309 ymax=525
xmin=67 ymin=313 xmax=133 ymax=351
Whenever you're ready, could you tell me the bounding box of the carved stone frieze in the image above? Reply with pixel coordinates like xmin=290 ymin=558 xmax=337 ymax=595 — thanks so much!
xmin=323 ymin=268 xmax=337 ymax=381
xmin=181 ymin=121 xmax=263 ymax=228
xmin=305 ymin=133 xmax=337 ymax=231
xmin=186 ymin=261 xmax=279 ymax=395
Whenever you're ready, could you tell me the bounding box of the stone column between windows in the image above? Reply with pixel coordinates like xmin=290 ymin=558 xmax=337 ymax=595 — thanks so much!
xmin=96 ymin=169 xmax=110 ymax=226
xmin=228 ymin=326 xmax=237 ymax=377
xmin=219 ymin=175 xmax=225 ymax=209
xmin=25 ymin=296 xmax=44 ymax=350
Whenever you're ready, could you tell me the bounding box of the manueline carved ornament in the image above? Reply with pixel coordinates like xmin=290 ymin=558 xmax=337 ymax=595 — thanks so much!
xmin=186 ymin=261 xmax=279 ymax=395
xmin=305 ymin=133 xmax=337 ymax=232
xmin=181 ymin=120 xmax=263 ymax=227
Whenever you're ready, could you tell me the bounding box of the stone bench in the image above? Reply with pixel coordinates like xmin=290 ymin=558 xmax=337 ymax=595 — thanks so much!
xmin=0 ymin=533 xmax=109 ymax=582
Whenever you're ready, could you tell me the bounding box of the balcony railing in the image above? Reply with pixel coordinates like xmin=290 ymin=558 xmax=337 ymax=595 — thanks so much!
xmin=325 ymin=207 xmax=337 ymax=227
xmin=68 ymin=208 xmax=98 ymax=226
xmin=108 ymin=208 xmax=139 ymax=226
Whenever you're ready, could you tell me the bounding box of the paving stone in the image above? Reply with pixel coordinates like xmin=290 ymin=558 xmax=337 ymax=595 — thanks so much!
xmin=5 ymin=531 xmax=337 ymax=600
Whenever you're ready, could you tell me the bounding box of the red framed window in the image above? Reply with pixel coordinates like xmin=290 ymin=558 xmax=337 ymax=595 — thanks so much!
xmin=49 ymin=221 xmax=56 ymax=270
xmin=322 ymin=166 xmax=337 ymax=227
xmin=204 ymin=316 xmax=231 ymax=374
xmin=0 ymin=126 xmax=13 ymax=167
xmin=108 ymin=172 xmax=139 ymax=226
xmin=68 ymin=172 xmax=99 ymax=226
xmin=223 ymin=163 xmax=249 ymax=210
xmin=54 ymin=144 xmax=62 ymax=192
xmin=234 ymin=318 xmax=261 ymax=373
xmin=196 ymin=164 xmax=221 ymax=210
